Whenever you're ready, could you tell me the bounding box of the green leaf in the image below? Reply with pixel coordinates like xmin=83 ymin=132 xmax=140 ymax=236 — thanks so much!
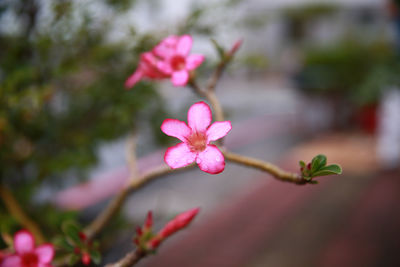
xmin=68 ymin=254 xmax=80 ymax=266
xmin=312 ymin=164 xmax=342 ymax=177
xmin=62 ymin=222 xmax=81 ymax=245
xmin=210 ymin=38 xmax=225 ymax=60
xmin=311 ymin=154 xmax=327 ymax=172
xmin=90 ymin=250 xmax=101 ymax=264
xmin=299 ymin=160 xmax=306 ymax=168
xmin=54 ymin=236 xmax=74 ymax=251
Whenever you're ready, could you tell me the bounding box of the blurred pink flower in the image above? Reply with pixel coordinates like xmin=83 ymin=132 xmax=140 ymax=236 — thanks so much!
xmin=153 ymin=35 xmax=204 ymax=86
xmin=125 ymin=35 xmax=204 ymax=89
xmin=161 ymin=101 xmax=231 ymax=174
xmin=125 ymin=52 xmax=169 ymax=88
xmin=1 ymin=230 xmax=54 ymax=267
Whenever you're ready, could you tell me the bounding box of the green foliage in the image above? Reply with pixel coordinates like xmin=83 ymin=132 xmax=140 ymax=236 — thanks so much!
xmin=300 ymin=154 xmax=342 ymax=182
xmin=0 ymin=0 xmax=167 ymax=249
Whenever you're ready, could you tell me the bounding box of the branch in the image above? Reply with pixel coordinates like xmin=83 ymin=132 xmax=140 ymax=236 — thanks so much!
xmin=0 ymin=185 xmax=46 ymax=244
xmin=223 ymin=151 xmax=306 ymax=184
xmin=105 ymin=249 xmax=145 ymax=267
xmin=84 ymin=163 xmax=195 ymax=240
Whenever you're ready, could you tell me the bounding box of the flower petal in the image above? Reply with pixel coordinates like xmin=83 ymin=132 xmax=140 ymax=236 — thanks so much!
xmin=176 ymin=35 xmax=192 ymax=56
xmin=164 ymin=143 xmax=196 ymax=169
xmin=185 ymin=54 xmax=204 ymax=70
xmin=1 ymin=255 xmax=21 ymax=267
xmin=196 ymin=145 xmax=225 ymax=174
xmin=187 ymin=101 xmax=212 ymax=132
xmin=14 ymin=230 xmax=35 ymax=254
xmin=35 ymin=244 xmax=54 ymax=264
xmin=125 ymin=70 xmax=143 ymax=89
xmin=157 ymin=61 xmax=172 ymax=74
xmin=161 ymin=119 xmax=191 ymax=142
xmin=153 ymin=35 xmax=179 ymax=58
xmin=206 ymin=121 xmax=232 ymax=142
xmin=172 ymin=70 xmax=189 ymax=86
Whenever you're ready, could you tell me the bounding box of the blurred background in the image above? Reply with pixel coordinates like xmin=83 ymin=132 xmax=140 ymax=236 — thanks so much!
xmin=1 ymin=0 xmax=400 ymax=266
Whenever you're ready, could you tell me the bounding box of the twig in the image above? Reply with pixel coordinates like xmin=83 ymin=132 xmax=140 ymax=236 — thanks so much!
xmin=126 ymin=134 xmax=139 ymax=179
xmin=105 ymin=249 xmax=145 ymax=267
xmin=0 ymin=185 xmax=46 ymax=244
xmin=223 ymin=151 xmax=306 ymax=184
xmin=206 ymin=61 xmax=225 ymax=93
xmin=84 ymin=163 xmax=195 ymax=240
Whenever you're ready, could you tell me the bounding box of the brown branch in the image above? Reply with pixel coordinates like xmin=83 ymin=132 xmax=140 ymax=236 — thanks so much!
xmin=105 ymin=249 xmax=145 ymax=267
xmin=84 ymin=163 xmax=195 ymax=240
xmin=207 ymin=61 xmax=226 ymax=93
xmin=0 ymin=185 xmax=46 ymax=244
xmin=223 ymin=151 xmax=306 ymax=184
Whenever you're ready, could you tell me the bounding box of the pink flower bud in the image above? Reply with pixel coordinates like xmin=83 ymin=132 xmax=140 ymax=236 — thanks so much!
xmin=159 ymin=207 xmax=200 ymax=239
xmin=147 ymin=237 xmax=161 ymax=250
xmin=144 ymin=211 xmax=153 ymax=230
xmin=82 ymin=252 xmax=91 ymax=265
xmin=227 ymin=39 xmax=243 ymax=57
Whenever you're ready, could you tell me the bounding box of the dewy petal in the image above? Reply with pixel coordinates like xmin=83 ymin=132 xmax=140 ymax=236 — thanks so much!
xmin=172 ymin=70 xmax=189 ymax=86
xmin=125 ymin=70 xmax=143 ymax=88
xmin=35 ymin=244 xmax=54 ymax=263
xmin=187 ymin=101 xmax=212 ymax=132
xmin=1 ymin=255 xmax=21 ymax=267
xmin=164 ymin=143 xmax=196 ymax=169
xmin=206 ymin=121 xmax=232 ymax=142
xmin=176 ymin=35 xmax=193 ymax=56
xmin=14 ymin=230 xmax=35 ymax=254
xmin=161 ymin=119 xmax=191 ymax=142
xmin=185 ymin=54 xmax=204 ymax=70
xmin=196 ymin=145 xmax=225 ymax=174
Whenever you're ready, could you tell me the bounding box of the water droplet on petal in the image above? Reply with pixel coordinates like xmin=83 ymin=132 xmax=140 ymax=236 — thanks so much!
xmin=215 ymin=157 xmax=221 ymax=162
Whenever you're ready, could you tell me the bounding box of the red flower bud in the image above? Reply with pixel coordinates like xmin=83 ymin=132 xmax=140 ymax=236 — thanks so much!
xmin=82 ymin=252 xmax=91 ymax=266
xmin=79 ymin=232 xmax=87 ymax=242
xmin=147 ymin=237 xmax=161 ymax=250
xmin=227 ymin=39 xmax=243 ymax=57
xmin=307 ymin=163 xmax=311 ymax=170
xmin=74 ymin=247 xmax=81 ymax=254
xmin=159 ymin=208 xmax=200 ymax=239
xmin=136 ymin=226 xmax=143 ymax=237
xmin=144 ymin=211 xmax=153 ymax=229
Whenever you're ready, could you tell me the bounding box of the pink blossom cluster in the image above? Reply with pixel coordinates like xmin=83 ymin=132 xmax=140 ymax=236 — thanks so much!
xmin=161 ymin=102 xmax=232 ymax=174
xmin=0 ymin=230 xmax=54 ymax=267
xmin=125 ymin=35 xmax=204 ymax=88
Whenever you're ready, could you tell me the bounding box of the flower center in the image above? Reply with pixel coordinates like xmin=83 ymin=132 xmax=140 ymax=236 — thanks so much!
xmin=186 ymin=132 xmax=207 ymax=153
xmin=170 ymin=55 xmax=186 ymax=71
xmin=21 ymin=252 xmax=39 ymax=267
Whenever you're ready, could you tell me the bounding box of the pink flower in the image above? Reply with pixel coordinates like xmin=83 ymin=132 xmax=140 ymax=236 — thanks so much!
xmin=1 ymin=230 xmax=54 ymax=267
xmin=161 ymin=101 xmax=232 ymax=174
xmin=125 ymin=35 xmax=204 ymax=88
xmin=125 ymin=52 xmax=169 ymax=88
xmin=153 ymin=35 xmax=204 ymax=86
